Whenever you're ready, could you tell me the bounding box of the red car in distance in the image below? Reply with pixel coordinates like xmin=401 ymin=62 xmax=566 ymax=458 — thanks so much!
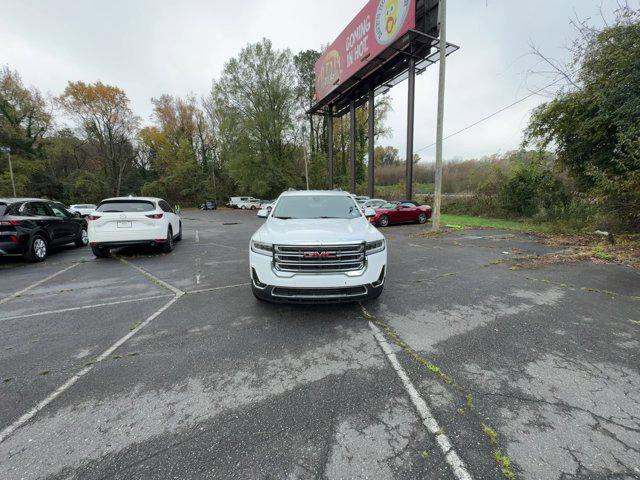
xmin=370 ymin=201 xmax=432 ymax=227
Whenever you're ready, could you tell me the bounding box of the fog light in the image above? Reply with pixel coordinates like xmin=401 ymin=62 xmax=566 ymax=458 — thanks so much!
xmin=372 ymin=266 xmax=385 ymax=287
xmin=252 ymin=268 xmax=266 ymax=288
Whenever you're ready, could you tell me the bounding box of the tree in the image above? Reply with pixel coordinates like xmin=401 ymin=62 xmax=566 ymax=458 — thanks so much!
xmin=58 ymin=81 xmax=140 ymax=196
xmin=0 ymin=67 xmax=51 ymax=158
xmin=526 ymin=6 xmax=640 ymax=229
xmin=211 ymin=39 xmax=300 ymax=197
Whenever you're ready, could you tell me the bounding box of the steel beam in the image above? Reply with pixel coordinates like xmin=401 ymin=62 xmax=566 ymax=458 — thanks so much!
xmin=367 ymin=89 xmax=375 ymax=198
xmin=327 ymin=106 xmax=334 ymax=189
xmin=349 ymin=99 xmax=356 ymax=194
xmin=405 ymin=56 xmax=415 ymax=200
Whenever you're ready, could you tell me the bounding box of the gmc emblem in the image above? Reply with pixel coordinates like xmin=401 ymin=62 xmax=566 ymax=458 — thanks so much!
xmin=303 ymin=251 xmax=336 ymax=259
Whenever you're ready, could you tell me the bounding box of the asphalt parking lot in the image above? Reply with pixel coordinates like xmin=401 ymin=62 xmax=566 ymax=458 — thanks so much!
xmin=1 ymin=209 xmax=639 ymax=480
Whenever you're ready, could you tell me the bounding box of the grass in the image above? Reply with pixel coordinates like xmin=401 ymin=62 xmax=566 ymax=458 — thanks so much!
xmin=439 ymin=214 xmax=551 ymax=233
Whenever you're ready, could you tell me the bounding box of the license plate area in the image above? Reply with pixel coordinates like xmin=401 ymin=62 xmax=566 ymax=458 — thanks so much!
xmin=117 ymin=221 xmax=132 ymax=228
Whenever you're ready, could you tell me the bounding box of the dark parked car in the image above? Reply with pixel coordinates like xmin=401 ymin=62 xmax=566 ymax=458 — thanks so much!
xmin=370 ymin=201 xmax=432 ymax=227
xmin=0 ymin=198 xmax=89 ymax=262
xmin=200 ymin=199 xmax=217 ymax=210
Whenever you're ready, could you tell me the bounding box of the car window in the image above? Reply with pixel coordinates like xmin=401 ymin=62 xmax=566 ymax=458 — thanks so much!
xmin=25 ymin=202 xmax=53 ymax=216
xmin=272 ymin=195 xmax=361 ymax=219
xmin=50 ymin=203 xmax=72 ymax=219
xmin=96 ymin=201 xmax=155 ymax=212
xmin=0 ymin=203 xmax=6 ymax=216
xmin=159 ymin=200 xmax=173 ymax=213
xmin=400 ymin=202 xmax=415 ymax=208
xmin=381 ymin=203 xmax=398 ymax=209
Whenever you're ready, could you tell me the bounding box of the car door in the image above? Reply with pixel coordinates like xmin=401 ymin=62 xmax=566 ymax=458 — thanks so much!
xmin=398 ymin=202 xmax=417 ymax=222
xmin=24 ymin=201 xmax=63 ymax=244
xmin=47 ymin=202 xmax=78 ymax=242
xmin=159 ymin=200 xmax=179 ymax=234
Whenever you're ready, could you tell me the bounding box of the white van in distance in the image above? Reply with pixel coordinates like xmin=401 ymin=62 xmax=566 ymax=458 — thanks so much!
xmin=249 ymin=190 xmax=386 ymax=303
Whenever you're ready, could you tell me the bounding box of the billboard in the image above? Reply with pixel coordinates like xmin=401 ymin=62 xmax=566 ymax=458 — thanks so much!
xmin=314 ymin=0 xmax=416 ymax=103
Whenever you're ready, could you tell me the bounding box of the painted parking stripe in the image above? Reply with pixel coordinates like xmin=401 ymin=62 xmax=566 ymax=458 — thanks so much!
xmin=0 ymin=293 xmax=182 ymax=444
xmin=0 ymin=294 xmax=173 ymax=322
xmin=188 ymin=283 xmax=250 ymax=295
xmin=118 ymin=258 xmax=184 ymax=295
xmin=0 ymin=262 xmax=78 ymax=306
xmin=368 ymin=321 xmax=474 ymax=480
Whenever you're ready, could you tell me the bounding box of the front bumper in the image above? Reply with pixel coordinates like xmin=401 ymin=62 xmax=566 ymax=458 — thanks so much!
xmin=249 ymin=249 xmax=386 ymax=303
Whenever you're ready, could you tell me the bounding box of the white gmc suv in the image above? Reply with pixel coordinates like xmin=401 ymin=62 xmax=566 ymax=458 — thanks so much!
xmin=249 ymin=190 xmax=386 ymax=303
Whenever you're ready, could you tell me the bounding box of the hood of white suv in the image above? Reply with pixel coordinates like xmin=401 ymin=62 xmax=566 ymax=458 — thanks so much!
xmin=254 ymin=217 xmax=382 ymax=245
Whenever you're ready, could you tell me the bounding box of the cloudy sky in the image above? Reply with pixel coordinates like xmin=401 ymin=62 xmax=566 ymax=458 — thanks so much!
xmin=0 ymin=0 xmax=623 ymax=162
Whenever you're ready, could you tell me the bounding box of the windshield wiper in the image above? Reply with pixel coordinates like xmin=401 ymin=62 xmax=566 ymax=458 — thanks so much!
xmin=273 ymin=216 xmax=292 ymax=219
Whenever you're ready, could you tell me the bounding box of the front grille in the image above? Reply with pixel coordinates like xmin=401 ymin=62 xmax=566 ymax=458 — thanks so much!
xmin=273 ymin=243 xmax=365 ymax=273
xmin=272 ymin=286 xmax=368 ymax=301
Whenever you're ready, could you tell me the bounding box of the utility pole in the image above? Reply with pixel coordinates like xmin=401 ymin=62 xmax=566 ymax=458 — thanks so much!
xmin=2 ymin=147 xmax=16 ymax=197
xmin=432 ymin=0 xmax=447 ymax=229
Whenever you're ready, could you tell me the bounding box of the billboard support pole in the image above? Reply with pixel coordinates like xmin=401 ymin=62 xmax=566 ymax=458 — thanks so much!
xmin=405 ymin=55 xmax=415 ymax=201
xmin=367 ymin=88 xmax=375 ymax=198
xmin=327 ymin=106 xmax=334 ymax=190
xmin=433 ymin=0 xmax=447 ymax=230
xmin=349 ymin=99 xmax=356 ymax=194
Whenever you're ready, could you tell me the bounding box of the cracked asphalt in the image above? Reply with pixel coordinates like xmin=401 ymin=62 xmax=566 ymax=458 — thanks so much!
xmin=0 ymin=209 xmax=638 ymax=480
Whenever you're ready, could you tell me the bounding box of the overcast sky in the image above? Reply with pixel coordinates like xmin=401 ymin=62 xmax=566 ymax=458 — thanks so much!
xmin=0 ymin=0 xmax=623 ymax=162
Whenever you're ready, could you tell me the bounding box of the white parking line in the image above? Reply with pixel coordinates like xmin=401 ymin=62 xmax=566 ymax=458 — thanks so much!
xmin=368 ymin=321 xmax=474 ymax=480
xmin=118 ymin=258 xmax=184 ymax=295
xmin=188 ymin=283 xmax=250 ymax=295
xmin=0 ymin=294 xmax=173 ymax=322
xmin=0 ymin=293 xmax=182 ymax=444
xmin=0 ymin=262 xmax=78 ymax=306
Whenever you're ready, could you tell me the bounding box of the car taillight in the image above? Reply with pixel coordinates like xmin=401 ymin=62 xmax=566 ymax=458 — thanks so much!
xmin=87 ymin=215 xmax=101 ymax=221
xmin=146 ymin=213 xmax=163 ymax=219
xmin=0 ymin=219 xmax=21 ymax=226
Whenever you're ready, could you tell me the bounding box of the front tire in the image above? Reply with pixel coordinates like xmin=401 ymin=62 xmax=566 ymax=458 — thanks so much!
xmin=418 ymin=213 xmax=428 ymax=224
xmin=24 ymin=234 xmax=48 ymax=262
xmin=75 ymin=228 xmax=89 ymax=247
xmin=378 ymin=215 xmax=390 ymax=227
xmin=161 ymin=228 xmax=174 ymax=253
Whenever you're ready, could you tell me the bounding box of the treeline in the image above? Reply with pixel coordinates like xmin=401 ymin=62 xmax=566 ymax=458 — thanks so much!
xmin=1 ymin=4 xmax=638 ymax=232
xmin=0 ymin=39 xmax=393 ymax=206
xmin=372 ymin=5 xmax=640 ymax=231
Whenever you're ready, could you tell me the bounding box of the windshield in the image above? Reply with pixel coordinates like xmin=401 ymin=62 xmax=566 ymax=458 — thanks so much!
xmin=381 ymin=203 xmax=398 ymax=209
xmin=271 ymin=195 xmax=361 ymax=219
xmin=0 ymin=203 xmax=6 ymax=216
xmin=96 ymin=201 xmax=155 ymax=213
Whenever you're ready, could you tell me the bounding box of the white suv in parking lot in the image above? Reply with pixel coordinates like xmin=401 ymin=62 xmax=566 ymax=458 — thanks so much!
xmin=249 ymin=190 xmax=386 ymax=303
xmin=87 ymin=197 xmax=181 ymax=257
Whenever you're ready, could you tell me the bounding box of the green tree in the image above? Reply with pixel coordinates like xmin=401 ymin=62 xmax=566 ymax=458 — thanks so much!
xmin=526 ymin=6 xmax=640 ymax=229
xmin=212 ymin=39 xmax=300 ymax=197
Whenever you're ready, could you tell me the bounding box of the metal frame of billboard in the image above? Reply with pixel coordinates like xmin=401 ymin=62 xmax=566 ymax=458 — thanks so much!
xmin=307 ymin=1 xmax=459 ymax=199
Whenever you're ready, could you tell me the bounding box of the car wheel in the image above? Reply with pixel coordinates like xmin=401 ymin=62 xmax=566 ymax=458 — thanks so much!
xmin=75 ymin=227 xmax=89 ymax=247
xmin=379 ymin=215 xmax=390 ymax=227
xmin=418 ymin=213 xmax=428 ymax=224
xmin=91 ymin=245 xmax=110 ymax=258
xmin=161 ymin=228 xmax=174 ymax=253
xmin=240 ymin=205 xmax=246 ymax=210
xmin=175 ymin=222 xmax=182 ymax=242
xmin=24 ymin=234 xmax=48 ymax=262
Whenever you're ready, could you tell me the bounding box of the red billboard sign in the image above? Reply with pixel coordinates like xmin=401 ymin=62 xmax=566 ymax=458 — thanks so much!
xmin=314 ymin=0 xmax=416 ymax=103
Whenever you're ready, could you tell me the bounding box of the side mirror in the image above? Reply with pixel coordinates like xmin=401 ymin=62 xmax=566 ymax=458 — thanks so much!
xmin=257 ymin=209 xmax=269 ymax=218
xmin=364 ymin=207 xmax=376 ymax=218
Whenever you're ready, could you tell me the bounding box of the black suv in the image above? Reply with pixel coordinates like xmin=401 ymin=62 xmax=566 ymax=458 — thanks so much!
xmin=0 ymin=198 xmax=89 ymax=262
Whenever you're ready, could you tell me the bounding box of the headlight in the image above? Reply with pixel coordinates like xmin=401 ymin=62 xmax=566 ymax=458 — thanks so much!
xmin=251 ymin=240 xmax=273 ymax=256
xmin=365 ymin=239 xmax=385 ymax=255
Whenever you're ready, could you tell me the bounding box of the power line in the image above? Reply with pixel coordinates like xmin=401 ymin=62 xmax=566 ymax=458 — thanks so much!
xmin=415 ymin=78 xmax=564 ymax=154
